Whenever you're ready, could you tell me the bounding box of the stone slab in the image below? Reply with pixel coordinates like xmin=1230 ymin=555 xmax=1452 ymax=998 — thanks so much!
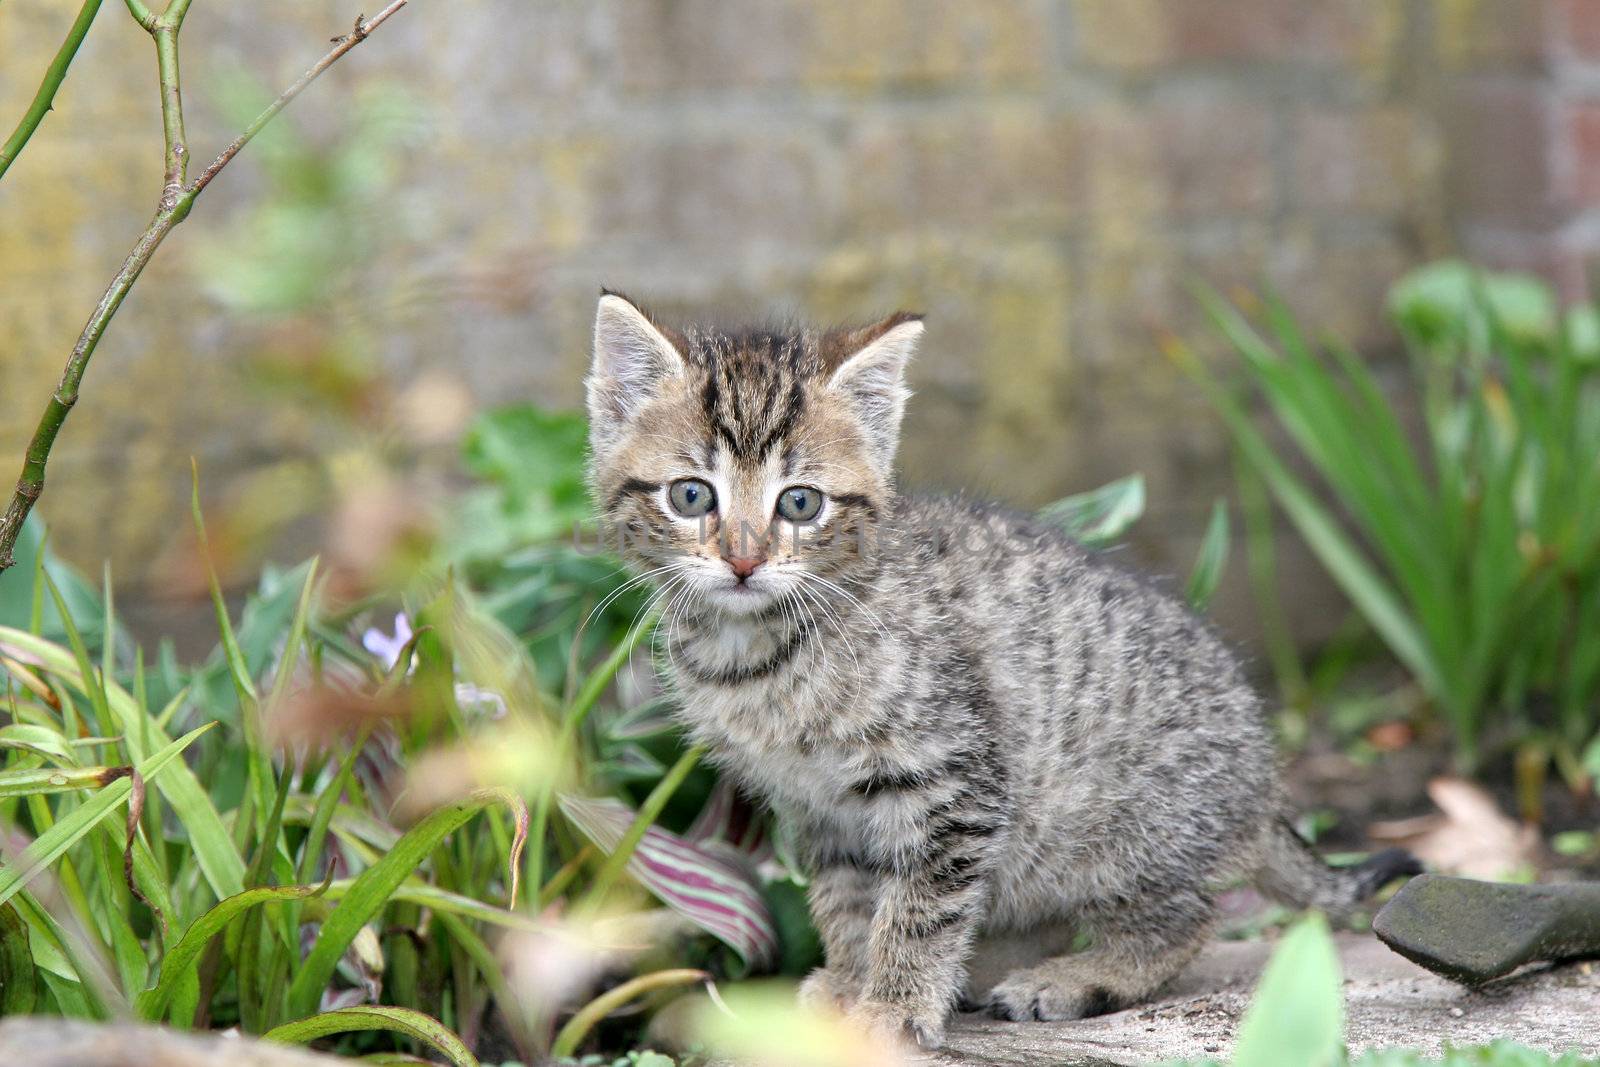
xmin=936 ymin=934 xmax=1600 ymax=1066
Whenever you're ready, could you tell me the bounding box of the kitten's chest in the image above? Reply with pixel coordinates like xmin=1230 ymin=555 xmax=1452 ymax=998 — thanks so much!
xmin=674 ymin=671 xmax=858 ymax=806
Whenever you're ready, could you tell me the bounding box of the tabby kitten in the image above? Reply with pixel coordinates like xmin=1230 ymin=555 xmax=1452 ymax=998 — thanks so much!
xmin=583 ymin=292 xmax=1418 ymax=1049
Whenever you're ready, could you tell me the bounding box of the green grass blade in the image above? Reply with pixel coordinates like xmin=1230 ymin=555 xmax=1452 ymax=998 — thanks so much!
xmin=296 ymin=728 xmax=370 ymax=884
xmin=0 ymin=764 xmax=125 ymax=798
xmin=0 ymin=723 xmax=214 ymax=909
xmin=1166 ymin=336 xmax=1442 ymax=700
xmin=137 ymin=876 xmax=333 ymax=1021
xmin=551 ymin=968 xmax=707 ymax=1059
xmin=0 ymin=627 xmax=247 ymax=903
xmin=529 ymin=608 xmax=658 ymax=897
xmin=319 ymin=879 xmax=540 ymax=931
xmin=1185 ymin=499 xmax=1231 ymax=611
xmin=190 ymin=463 xmax=276 ymax=853
xmin=264 ymin=1005 xmax=479 ymax=1067
xmin=287 ymin=789 xmax=527 ymax=1020
xmin=0 ymin=903 xmax=37 ymax=1014
xmin=42 ymin=573 xmax=112 ymax=742
xmin=581 ymin=743 xmax=706 ymax=909
xmin=1038 ymin=474 xmax=1147 ymax=547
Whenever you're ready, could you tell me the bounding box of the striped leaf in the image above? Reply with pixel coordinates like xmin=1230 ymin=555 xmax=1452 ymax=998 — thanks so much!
xmin=560 ymin=793 xmax=777 ymax=969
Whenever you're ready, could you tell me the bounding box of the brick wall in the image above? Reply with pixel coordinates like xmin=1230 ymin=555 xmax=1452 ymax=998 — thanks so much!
xmin=0 ymin=0 xmax=1590 ymax=650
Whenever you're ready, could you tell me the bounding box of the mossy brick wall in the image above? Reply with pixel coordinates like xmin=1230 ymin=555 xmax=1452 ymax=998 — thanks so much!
xmin=3 ymin=0 xmax=1597 ymax=649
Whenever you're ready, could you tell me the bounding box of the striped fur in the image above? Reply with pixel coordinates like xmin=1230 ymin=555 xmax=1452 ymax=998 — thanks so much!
xmin=583 ymin=293 xmax=1418 ymax=1049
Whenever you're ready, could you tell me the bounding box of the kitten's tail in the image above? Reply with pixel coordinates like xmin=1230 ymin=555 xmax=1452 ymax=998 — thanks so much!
xmin=1254 ymin=818 xmax=1422 ymax=919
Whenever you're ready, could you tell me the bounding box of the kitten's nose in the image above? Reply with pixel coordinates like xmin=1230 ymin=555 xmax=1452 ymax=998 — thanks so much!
xmin=727 ymin=555 xmax=763 ymax=582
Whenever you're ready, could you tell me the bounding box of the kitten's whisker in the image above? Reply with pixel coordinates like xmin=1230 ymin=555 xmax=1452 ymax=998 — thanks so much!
xmin=582 ymin=563 xmax=680 ymax=635
xmin=799 ymin=570 xmax=892 ymax=646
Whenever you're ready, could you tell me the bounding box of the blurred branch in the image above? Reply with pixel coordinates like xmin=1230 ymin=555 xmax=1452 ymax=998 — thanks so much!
xmin=0 ymin=1 xmax=410 ymax=573
xmin=0 ymin=0 xmax=107 ymax=182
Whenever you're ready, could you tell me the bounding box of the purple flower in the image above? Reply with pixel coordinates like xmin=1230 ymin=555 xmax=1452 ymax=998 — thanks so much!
xmin=361 ymin=612 xmax=507 ymax=719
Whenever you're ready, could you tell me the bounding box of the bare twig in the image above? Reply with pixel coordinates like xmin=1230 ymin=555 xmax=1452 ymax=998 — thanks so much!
xmin=0 ymin=0 xmax=107 ymax=182
xmin=0 ymin=1 xmax=409 ymax=572
xmin=191 ymin=3 xmax=406 ymax=197
xmin=122 ymin=1 xmax=158 ymax=32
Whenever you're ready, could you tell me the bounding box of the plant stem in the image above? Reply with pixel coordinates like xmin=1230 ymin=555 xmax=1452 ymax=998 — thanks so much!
xmin=582 ymin=744 xmax=707 ymax=910
xmin=549 ymin=969 xmax=708 ymax=1060
xmin=0 ymin=0 xmax=410 ymax=574
xmin=526 ymin=610 xmax=659 ymax=897
xmin=122 ymin=0 xmax=156 ymax=31
xmin=152 ymin=25 xmax=188 ymax=209
xmin=0 ymin=0 xmax=106 ymax=182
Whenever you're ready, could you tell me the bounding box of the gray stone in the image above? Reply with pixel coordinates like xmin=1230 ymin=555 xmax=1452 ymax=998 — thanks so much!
xmin=932 ymin=933 xmax=1600 ymax=1066
xmin=0 ymin=1018 xmax=346 ymax=1067
xmin=1373 ymin=873 xmax=1600 ymax=985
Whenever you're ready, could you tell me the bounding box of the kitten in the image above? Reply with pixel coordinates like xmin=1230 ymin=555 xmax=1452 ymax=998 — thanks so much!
xmin=583 ymin=292 xmax=1419 ymax=1049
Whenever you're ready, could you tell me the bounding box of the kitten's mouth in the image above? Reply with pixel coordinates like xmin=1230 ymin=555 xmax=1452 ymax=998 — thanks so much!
xmin=706 ymin=581 xmax=773 ymax=614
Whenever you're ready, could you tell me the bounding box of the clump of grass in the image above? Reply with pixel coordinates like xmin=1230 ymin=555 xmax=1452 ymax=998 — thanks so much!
xmin=1176 ymin=263 xmax=1600 ymax=786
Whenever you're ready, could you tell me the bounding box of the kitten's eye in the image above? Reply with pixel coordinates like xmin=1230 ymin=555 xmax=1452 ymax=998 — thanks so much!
xmin=776 ymin=485 xmax=824 ymax=523
xmin=668 ymin=478 xmax=717 ymax=518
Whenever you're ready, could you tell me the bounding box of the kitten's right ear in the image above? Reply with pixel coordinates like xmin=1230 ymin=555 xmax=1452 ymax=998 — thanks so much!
xmin=587 ymin=292 xmax=689 ymax=452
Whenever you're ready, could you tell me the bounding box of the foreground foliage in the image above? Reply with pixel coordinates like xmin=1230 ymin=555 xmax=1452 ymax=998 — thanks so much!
xmin=1179 ymin=914 xmax=1588 ymax=1067
xmin=1179 ymin=261 xmax=1600 ymax=778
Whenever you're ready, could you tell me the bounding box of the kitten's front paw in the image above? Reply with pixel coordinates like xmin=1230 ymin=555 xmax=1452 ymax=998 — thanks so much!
xmin=798 ymin=966 xmax=863 ymax=1012
xmin=846 ymin=997 xmax=947 ymax=1051
xmin=987 ymin=964 xmax=1123 ymax=1022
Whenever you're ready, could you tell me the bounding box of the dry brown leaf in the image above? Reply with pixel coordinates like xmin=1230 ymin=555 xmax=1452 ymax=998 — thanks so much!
xmin=1368 ymin=776 xmax=1541 ymax=880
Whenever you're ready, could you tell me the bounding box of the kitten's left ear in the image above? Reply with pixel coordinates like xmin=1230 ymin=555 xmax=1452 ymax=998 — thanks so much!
xmin=823 ymin=312 xmax=922 ymax=476
xmin=587 ymin=291 xmax=690 ymax=454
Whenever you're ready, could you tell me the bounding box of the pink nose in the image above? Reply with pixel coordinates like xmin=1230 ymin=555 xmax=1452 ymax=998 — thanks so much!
xmin=727 ymin=556 xmax=763 ymax=581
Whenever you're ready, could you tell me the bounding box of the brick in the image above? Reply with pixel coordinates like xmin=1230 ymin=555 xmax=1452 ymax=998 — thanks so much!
xmin=1293 ymin=107 xmax=1437 ymax=214
xmin=1458 ymin=227 xmax=1595 ymax=304
xmin=1150 ymin=98 xmax=1277 ymax=218
xmin=585 ymin=131 xmax=829 ymax=247
xmin=841 ymin=106 xmax=1085 ymax=236
xmin=805 ymin=0 xmax=1046 ymax=89
xmin=612 ymin=0 xmax=811 ymax=91
xmin=1445 ymin=82 xmax=1563 ymax=226
xmin=1072 ymin=224 xmax=1278 ymax=397
xmin=1268 ymin=223 xmax=1418 ymax=349
xmin=1072 ymin=0 xmax=1172 ymax=70
xmin=1436 ymin=0 xmax=1554 ymax=70
xmin=1553 ymin=0 xmax=1600 ymax=60
xmin=1168 ymin=0 xmax=1397 ymax=66
xmin=1568 ymin=102 xmax=1600 ymax=205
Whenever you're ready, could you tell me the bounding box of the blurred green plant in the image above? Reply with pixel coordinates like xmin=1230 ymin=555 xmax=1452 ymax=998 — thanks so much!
xmin=1174 ymin=261 xmax=1600 ymax=778
xmin=0 ymin=449 xmax=812 ymax=1062
xmin=1041 ymin=473 xmax=1232 ymax=611
xmin=1179 ymin=913 xmax=1586 ymax=1067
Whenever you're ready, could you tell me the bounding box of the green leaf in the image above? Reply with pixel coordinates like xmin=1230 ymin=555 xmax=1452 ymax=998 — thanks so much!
xmin=137 ymin=877 xmax=332 ymax=1020
xmin=264 ymin=1005 xmax=479 ymax=1067
xmin=1185 ymin=499 xmax=1230 ymax=611
xmin=1167 ymin=334 xmax=1441 ymax=700
xmin=0 ymin=764 xmax=124 ymax=798
xmin=0 ymin=515 xmax=108 ymax=648
xmin=1389 ymin=259 xmax=1556 ymax=350
xmin=287 ymin=789 xmax=527 ymax=1020
xmin=322 ymin=879 xmax=540 ymax=931
xmin=1038 ymin=474 xmax=1146 ymax=548
xmin=0 ymin=626 xmax=248 ymax=905
xmin=0 ymin=903 xmax=36 ymax=1015
xmin=1232 ymin=913 xmax=1344 ymax=1067
xmin=452 ymin=405 xmax=594 ymax=557
xmin=0 ymin=723 xmax=213 ymax=909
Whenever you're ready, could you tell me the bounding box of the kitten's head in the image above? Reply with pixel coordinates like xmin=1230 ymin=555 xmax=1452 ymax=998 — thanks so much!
xmin=584 ymin=291 xmax=921 ymax=616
